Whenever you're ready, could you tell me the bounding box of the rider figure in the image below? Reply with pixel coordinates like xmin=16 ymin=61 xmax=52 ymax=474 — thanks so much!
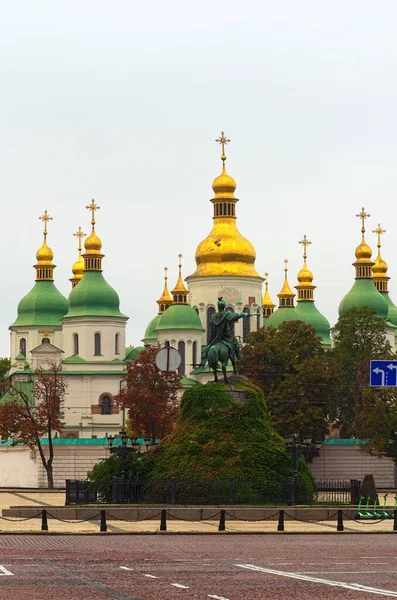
xmin=204 ymin=298 xmax=249 ymax=363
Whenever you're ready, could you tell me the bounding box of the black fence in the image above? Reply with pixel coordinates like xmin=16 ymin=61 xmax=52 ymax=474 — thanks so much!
xmin=66 ymin=478 xmax=361 ymax=506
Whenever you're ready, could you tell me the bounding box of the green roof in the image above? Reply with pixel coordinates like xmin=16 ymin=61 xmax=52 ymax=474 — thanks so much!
xmin=142 ymin=314 xmax=161 ymax=344
xmin=338 ymin=278 xmax=389 ymax=318
xmin=0 ymin=436 xmax=150 ymax=447
xmin=294 ymin=301 xmax=331 ymax=345
xmin=265 ymin=306 xmax=298 ymax=328
xmin=125 ymin=346 xmax=145 ymax=361
xmin=64 ymin=271 xmax=128 ymax=320
xmin=0 ymin=380 xmax=34 ymax=406
xmin=10 ymin=281 xmax=68 ymax=328
xmin=381 ymin=292 xmax=397 ymax=328
xmin=155 ymin=304 xmax=204 ymax=332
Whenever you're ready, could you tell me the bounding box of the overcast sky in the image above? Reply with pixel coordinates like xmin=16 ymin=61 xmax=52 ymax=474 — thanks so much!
xmin=1 ymin=0 xmax=397 ymax=357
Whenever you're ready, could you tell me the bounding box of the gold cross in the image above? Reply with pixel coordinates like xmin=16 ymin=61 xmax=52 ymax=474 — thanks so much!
xmin=215 ymin=131 xmax=231 ymax=163
xmin=356 ymin=207 xmax=370 ymax=234
xmin=86 ymin=199 xmax=100 ymax=226
xmin=178 ymin=253 xmax=182 ymax=269
xmin=264 ymin=272 xmax=269 ymax=288
xmin=299 ymin=234 xmax=312 ymax=260
xmin=38 ymin=210 xmax=53 ymax=237
xmin=373 ymin=222 xmax=386 ymax=250
xmin=164 ymin=267 xmax=168 ymax=282
xmin=284 ymin=259 xmax=288 ymax=277
xmin=73 ymin=226 xmax=87 ymax=252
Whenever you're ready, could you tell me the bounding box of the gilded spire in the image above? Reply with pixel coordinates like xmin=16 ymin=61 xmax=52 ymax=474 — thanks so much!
xmin=372 ymin=223 xmax=389 ymax=291
xmin=70 ymin=226 xmax=87 ymax=288
xmin=353 ymin=207 xmax=374 ymax=278
xmin=157 ymin=267 xmax=173 ymax=314
xmin=35 ymin=209 xmax=55 ymax=281
xmin=83 ymin=199 xmax=104 ymax=270
xmin=277 ymin=260 xmax=295 ymax=307
xmin=212 ymin=131 xmax=237 ymax=203
xmin=295 ymin=235 xmax=316 ymax=301
xmin=215 ymin=131 xmax=231 ymax=165
xmin=171 ymin=254 xmax=189 ymax=304
xmin=263 ymin=272 xmax=276 ymax=317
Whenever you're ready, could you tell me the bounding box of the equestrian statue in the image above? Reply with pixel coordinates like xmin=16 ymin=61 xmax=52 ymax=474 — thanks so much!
xmin=200 ymin=298 xmax=250 ymax=383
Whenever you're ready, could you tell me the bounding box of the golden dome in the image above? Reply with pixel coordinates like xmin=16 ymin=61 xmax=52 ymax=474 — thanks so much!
xmin=297 ymin=262 xmax=314 ymax=284
xmin=171 ymin=255 xmax=189 ymax=304
xmin=84 ymin=228 xmax=102 ymax=254
xmin=72 ymin=254 xmax=84 ymax=278
xmin=82 ymin=200 xmax=104 ymax=271
xmin=355 ymin=239 xmax=372 ymax=261
xmin=212 ymin=165 xmax=237 ymax=200
xmin=189 ymin=133 xmax=261 ymax=279
xmin=263 ymin=273 xmax=276 ymax=309
xmin=36 ymin=239 xmax=54 ymax=265
xmin=352 ymin=208 xmax=374 ymax=278
xmin=157 ymin=268 xmax=173 ymax=313
xmin=278 ymin=260 xmax=295 ymax=300
xmin=372 ymin=223 xmax=390 ymax=285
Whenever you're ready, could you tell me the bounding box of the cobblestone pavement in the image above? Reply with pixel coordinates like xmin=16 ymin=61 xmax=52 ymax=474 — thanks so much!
xmin=1 ymin=534 xmax=397 ymax=599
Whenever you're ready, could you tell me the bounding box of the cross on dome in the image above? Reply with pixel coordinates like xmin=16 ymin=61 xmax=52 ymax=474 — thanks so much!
xmin=38 ymin=210 xmax=53 ymax=237
xmin=215 ymin=131 xmax=231 ymax=164
xmin=73 ymin=226 xmax=87 ymax=252
xmin=86 ymin=199 xmax=100 ymax=227
xmin=299 ymin=234 xmax=312 ymax=260
xmin=356 ymin=207 xmax=370 ymax=234
xmin=373 ymin=223 xmax=386 ymax=249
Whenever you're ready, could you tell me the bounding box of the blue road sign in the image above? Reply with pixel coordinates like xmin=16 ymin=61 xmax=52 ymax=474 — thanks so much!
xmin=370 ymin=360 xmax=397 ymax=387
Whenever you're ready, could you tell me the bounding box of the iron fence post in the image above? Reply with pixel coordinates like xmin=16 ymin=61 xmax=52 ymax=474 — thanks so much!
xmin=160 ymin=509 xmax=167 ymax=531
xmin=277 ymin=509 xmax=284 ymax=532
xmin=337 ymin=509 xmax=344 ymax=531
xmin=41 ymin=509 xmax=48 ymax=531
xmin=219 ymin=509 xmax=226 ymax=531
xmin=100 ymin=510 xmax=107 ymax=532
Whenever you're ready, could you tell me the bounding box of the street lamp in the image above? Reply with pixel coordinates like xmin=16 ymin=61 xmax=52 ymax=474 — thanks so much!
xmin=284 ymin=434 xmax=323 ymax=505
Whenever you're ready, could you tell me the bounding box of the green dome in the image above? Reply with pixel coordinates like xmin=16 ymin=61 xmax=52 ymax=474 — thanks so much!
xmin=266 ymin=306 xmax=298 ymax=328
xmin=338 ymin=278 xmax=388 ymax=318
xmin=155 ymin=304 xmax=204 ymax=332
xmin=64 ymin=271 xmax=127 ymax=319
xmin=294 ymin=301 xmax=331 ymax=345
xmin=125 ymin=346 xmax=145 ymax=361
xmin=10 ymin=281 xmax=68 ymax=327
xmin=142 ymin=314 xmax=161 ymax=344
xmin=381 ymin=292 xmax=397 ymax=327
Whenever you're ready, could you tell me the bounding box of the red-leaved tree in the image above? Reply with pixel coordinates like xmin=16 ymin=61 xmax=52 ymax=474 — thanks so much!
xmin=116 ymin=347 xmax=181 ymax=441
xmin=0 ymin=363 xmax=66 ymax=488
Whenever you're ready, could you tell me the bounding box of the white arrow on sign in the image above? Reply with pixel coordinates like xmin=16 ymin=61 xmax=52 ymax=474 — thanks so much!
xmin=387 ymin=363 xmax=397 ymax=386
xmin=373 ymin=367 xmax=386 ymax=386
xmin=0 ymin=566 xmax=13 ymax=576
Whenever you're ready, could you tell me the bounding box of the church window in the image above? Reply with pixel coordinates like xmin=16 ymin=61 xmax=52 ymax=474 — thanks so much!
xmin=178 ymin=341 xmax=185 ymax=376
xmin=94 ymin=333 xmax=101 ymax=356
xmin=164 ymin=340 xmax=170 ymax=347
xmin=286 ymin=298 xmax=291 ymax=306
xmin=20 ymin=338 xmax=26 ymax=357
xmin=257 ymin=307 xmax=261 ymax=330
xmin=115 ymin=333 xmax=120 ymax=355
xmin=42 ymin=337 xmax=50 ymax=344
xmin=193 ymin=306 xmax=199 ymax=315
xmin=223 ymin=202 xmax=227 ymax=215
xmin=207 ymin=307 xmax=216 ymax=344
xmin=101 ymin=396 xmax=111 ymax=415
xmin=73 ymin=333 xmax=79 ymax=356
xmin=192 ymin=341 xmax=197 ymax=367
xmin=226 ymin=306 xmax=234 ymax=313
xmin=243 ymin=306 xmax=250 ymax=342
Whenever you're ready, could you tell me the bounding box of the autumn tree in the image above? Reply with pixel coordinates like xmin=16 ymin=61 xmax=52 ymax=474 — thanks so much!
xmin=330 ymin=307 xmax=392 ymax=437
xmin=116 ymin=346 xmax=181 ymax=441
xmin=239 ymin=321 xmax=341 ymax=441
xmin=0 ymin=363 xmax=66 ymax=488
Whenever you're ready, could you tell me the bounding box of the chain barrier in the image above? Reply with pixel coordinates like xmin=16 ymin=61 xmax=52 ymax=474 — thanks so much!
xmin=284 ymin=511 xmax=339 ymax=524
xmin=45 ymin=511 xmax=102 ymax=524
xmin=105 ymin=510 xmax=163 ymax=522
xmin=0 ymin=512 xmax=40 ymax=522
xmin=165 ymin=510 xmax=221 ymax=522
xmin=224 ymin=510 xmax=279 ymax=522
xmin=342 ymin=511 xmax=388 ymax=525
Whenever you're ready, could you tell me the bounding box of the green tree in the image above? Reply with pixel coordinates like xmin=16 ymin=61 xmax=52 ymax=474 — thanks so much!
xmin=331 ymin=307 xmax=392 ymax=437
xmin=239 ymin=321 xmax=340 ymax=441
xmin=0 ymin=358 xmax=11 ymax=381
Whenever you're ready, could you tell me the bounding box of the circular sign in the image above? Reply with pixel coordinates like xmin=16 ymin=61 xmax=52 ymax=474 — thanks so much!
xmin=155 ymin=346 xmax=181 ymax=372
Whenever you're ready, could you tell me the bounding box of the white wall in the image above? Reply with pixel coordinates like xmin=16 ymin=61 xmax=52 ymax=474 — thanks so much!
xmin=0 ymin=447 xmax=38 ymax=487
xmin=62 ymin=316 xmax=126 ymax=361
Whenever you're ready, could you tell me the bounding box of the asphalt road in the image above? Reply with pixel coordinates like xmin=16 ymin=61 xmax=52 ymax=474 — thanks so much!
xmin=1 ymin=534 xmax=397 ymax=599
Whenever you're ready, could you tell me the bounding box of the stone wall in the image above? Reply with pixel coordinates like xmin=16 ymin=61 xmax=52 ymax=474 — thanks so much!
xmin=310 ymin=442 xmax=397 ymax=488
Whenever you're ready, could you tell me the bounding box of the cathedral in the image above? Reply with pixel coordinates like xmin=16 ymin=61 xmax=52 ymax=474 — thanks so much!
xmin=5 ymin=134 xmax=397 ymax=439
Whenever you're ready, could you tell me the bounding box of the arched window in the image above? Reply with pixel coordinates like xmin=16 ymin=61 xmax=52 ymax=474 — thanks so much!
xmin=115 ymin=333 xmax=120 ymax=355
xmin=226 ymin=306 xmax=234 ymax=313
xmin=94 ymin=333 xmax=101 ymax=356
xmin=178 ymin=341 xmax=185 ymax=376
xmin=164 ymin=340 xmax=170 ymax=348
xmin=192 ymin=341 xmax=197 ymax=368
xmin=193 ymin=306 xmax=199 ymax=315
xmin=257 ymin=307 xmax=261 ymax=330
xmin=20 ymin=338 xmax=26 ymax=357
xmin=73 ymin=333 xmax=79 ymax=356
xmin=42 ymin=337 xmax=50 ymax=344
xmin=243 ymin=306 xmax=250 ymax=342
xmin=101 ymin=396 xmax=111 ymax=415
xmin=207 ymin=307 xmax=216 ymax=344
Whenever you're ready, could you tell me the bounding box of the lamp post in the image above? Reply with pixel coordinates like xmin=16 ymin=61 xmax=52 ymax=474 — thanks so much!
xmin=106 ymin=430 xmax=157 ymax=503
xmin=284 ymin=433 xmax=323 ymax=505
